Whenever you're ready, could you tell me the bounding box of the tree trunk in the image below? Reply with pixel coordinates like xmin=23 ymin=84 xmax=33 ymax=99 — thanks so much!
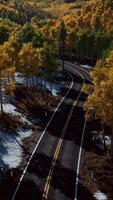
xmin=102 ymin=134 xmax=107 ymax=153
xmin=62 ymin=58 xmax=64 ymax=72
xmin=50 ymin=81 xmax=52 ymax=93
xmin=110 ymin=127 xmax=113 ymax=162
xmin=32 ymin=76 xmax=35 ymax=87
xmin=36 ymin=77 xmax=39 ymax=86
xmin=67 ymin=48 xmax=70 ymax=60
xmin=0 ymin=71 xmax=3 ymax=114
xmin=26 ymin=78 xmax=29 ymax=87
xmin=101 ymin=123 xmax=107 ymax=153
xmin=40 ymin=77 xmax=43 ymax=87
xmin=0 ymin=89 xmax=3 ymax=114
xmin=44 ymin=79 xmax=47 ymax=89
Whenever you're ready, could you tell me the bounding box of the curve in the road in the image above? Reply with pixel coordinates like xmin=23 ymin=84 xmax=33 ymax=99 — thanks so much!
xmin=65 ymin=61 xmax=91 ymax=83
xmin=11 ymin=71 xmax=74 ymax=200
xmin=65 ymin=62 xmax=90 ymax=200
xmin=42 ymin=64 xmax=87 ymax=200
xmin=12 ymin=61 xmax=90 ymax=200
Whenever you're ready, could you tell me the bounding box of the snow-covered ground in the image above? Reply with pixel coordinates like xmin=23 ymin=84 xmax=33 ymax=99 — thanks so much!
xmin=93 ymin=134 xmax=111 ymax=146
xmin=102 ymin=136 xmax=111 ymax=146
xmin=81 ymin=64 xmax=92 ymax=69
xmin=0 ymin=129 xmax=32 ymax=169
xmin=73 ymin=61 xmax=92 ymax=69
xmin=0 ymin=72 xmax=65 ymax=170
xmin=15 ymin=73 xmax=64 ymax=96
xmin=2 ymin=103 xmax=32 ymax=125
xmin=94 ymin=191 xmax=108 ymax=200
xmin=0 ymin=104 xmax=32 ymax=170
xmin=0 ymin=71 xmax=65 ymax=170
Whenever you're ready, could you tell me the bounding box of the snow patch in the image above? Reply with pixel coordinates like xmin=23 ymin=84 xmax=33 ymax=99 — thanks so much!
xmin=73 ymin=61 xmax=92 ymax=69
xmin=0 ymin=129 xmax=32 ymax=169
xmin=0 ymin=103 xmax=33 ymax=169
xmin=15 ymin=73 xmax=64 ymax=96
xmin=2 ymin=103 xmax=32 ymax=125
xmin=94 ymin=191 xmax=108 ymax=200
xmin=81 ymin=64 xmax=91 ymax=69
xmin=94 ymin=135 xmax=111 ymax=146
xmin=103 ymin=136 xmax=111 ymax=146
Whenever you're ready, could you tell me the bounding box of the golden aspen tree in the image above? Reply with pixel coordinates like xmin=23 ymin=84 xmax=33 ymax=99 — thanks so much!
xmin=18 ymin=43 xmax=42 ymax=85
xmin=84 ymin=50 xmax=113 ymax=162
xmin=0 ymin=40 xmax=15 ymax=114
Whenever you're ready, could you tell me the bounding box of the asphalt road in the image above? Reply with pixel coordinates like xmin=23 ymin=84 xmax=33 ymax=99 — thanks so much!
xmin=11 ymin=62 xmax=90 ymax=200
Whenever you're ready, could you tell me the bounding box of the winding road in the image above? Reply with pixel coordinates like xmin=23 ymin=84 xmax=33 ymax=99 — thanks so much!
xmin=11 ymin=61 xmax=90 ymax=200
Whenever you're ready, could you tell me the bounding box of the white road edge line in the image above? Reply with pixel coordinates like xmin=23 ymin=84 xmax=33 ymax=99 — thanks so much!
xmin=43 ymin=65 xmax=85 ymax=199
xmin=65 ymin=60 xmax=90 ymax=76
xmin=68 ymin=63 xmax=89 ymax=200
xmin=12 ymin=71 xmax=74 ymax=200
xmin=65 ymin=62 xmax=89 ymax=200
xmin=12 ymin=61 xmax=89 ymax=200
xmin=74 ymin=118 xmax=87 ymax=200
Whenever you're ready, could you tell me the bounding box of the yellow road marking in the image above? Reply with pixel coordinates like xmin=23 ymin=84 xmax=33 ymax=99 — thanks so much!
xmin=43 ymin=138 xmax=63 ymax=199
xmin=42 ymin=66 xmax=85 ymax=200
xmin=42 ymin=99 xmax=81 ymax=200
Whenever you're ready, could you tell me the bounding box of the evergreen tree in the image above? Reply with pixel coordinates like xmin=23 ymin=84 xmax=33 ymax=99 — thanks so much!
xmin=0 ymin=26 xmax=9 ymax=45
xmin=18 ymin=23 xmax=35 ymax=45
xmin=58 ymin=20 xmax=67 ymax=71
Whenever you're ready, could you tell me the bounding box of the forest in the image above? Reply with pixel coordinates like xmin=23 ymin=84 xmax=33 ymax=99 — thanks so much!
xmin=0 ymin=0 xmax=113 ymax=199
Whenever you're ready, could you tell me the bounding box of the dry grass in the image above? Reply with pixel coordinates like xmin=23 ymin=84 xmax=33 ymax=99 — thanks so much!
xmin=14 ymin=85 xmax=57 ymax=119
xmin=83 ymin=151 xmax=113 ymax=199
xmin=42 ymin=1 xmax=84 ymax=16
xmin=82 ymin=119 xmax=113 ymax=200
xmin=0 ymin=112 xmax=29 ymax=134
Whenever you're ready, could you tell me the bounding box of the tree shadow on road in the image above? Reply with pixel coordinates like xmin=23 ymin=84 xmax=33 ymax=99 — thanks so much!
xmin=13 ymin=152 xmax=96 ymax=200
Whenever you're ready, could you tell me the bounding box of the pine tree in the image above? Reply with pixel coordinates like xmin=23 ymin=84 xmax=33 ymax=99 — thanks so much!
xmin=58 ymin=20 xmax=67 ymax=71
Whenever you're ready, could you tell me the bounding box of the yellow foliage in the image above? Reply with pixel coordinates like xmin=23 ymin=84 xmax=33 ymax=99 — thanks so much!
xmin=18 ymin=43 xmax=42 ymax=76
xmin=43 ymin=2 xmax=83 ymax=16
xmin=84 ymin=50 xmax=113 ymax=126
xmin=0 ymin=41 xmax=15 ymax=71
xmin=76 ymin=0 xmax=113 ymax=32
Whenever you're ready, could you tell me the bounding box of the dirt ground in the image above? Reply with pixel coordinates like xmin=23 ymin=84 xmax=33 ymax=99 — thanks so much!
xmin=0 ymin=72 xmax=70 ymax=200
xmin=82 ymin=120 xmax=113 ymax=200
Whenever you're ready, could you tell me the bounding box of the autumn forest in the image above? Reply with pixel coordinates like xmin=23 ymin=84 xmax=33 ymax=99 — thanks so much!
xmin=0 ymin=0 xmax=113 ymax=200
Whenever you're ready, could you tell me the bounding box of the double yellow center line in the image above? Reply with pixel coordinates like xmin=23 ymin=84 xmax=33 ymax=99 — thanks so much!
xmin=42 ymin=66 xmax=85 ymax=200
xmin=42 ymin=137 xmax=63 ymax=200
